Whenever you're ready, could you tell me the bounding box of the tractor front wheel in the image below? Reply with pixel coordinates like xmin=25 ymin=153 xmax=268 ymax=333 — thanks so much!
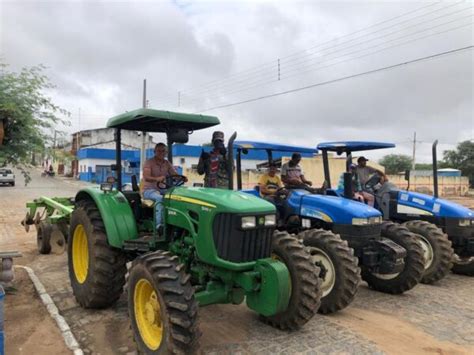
xmin=403 ymin=220 xmax=453 ymax=284
xmin=362 ymin=222 xmax=424 ymax=294
xmin=128 ymin=251 xmax=199 ymax=354
xmin=299 ymin=229 xmax=361 ymax=314
xmin=68 ymin=199 xmax=127 ymax=308
xmin=261 ymin=231 xmax=321 ymax=330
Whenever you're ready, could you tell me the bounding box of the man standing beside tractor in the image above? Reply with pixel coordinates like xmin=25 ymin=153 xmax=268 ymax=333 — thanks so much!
xmin=197 ymin=131 xmax=230 ymax=188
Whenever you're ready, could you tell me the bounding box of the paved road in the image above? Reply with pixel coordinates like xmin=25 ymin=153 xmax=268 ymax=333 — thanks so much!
xmin=1 ymin=169 xmax=473 ymax=354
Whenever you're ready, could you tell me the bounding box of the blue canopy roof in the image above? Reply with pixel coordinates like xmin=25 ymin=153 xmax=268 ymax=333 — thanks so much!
xmin=317 ymin=141 xmax=395 ymax=153
xmin=234 ymin=140 xmax=318 ymax=154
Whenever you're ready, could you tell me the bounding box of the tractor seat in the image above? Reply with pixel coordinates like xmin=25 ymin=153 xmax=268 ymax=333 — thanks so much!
xmin=142 ymin=199 xmax=155 ymax=208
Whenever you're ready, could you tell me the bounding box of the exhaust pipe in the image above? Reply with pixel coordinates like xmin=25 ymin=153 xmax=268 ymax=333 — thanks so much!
xmin=432 ymin=140 xmax=438 ymax=198
xmin=227 ymin=132 xmax=237 ymax=190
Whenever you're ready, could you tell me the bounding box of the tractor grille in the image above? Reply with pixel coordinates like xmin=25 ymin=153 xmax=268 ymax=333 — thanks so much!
xmin=212 ymin=213 xmax=274 ymax=263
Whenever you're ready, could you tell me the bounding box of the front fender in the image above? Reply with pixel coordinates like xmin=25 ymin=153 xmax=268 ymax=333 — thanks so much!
xmin=75 ymin=187 xmax=138 ymax=248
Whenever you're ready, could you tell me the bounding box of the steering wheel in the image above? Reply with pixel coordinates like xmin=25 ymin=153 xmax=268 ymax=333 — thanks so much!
xmin=364 ymin=173 xmax=382 ymax=192
xmin=158 ymin=175 xmax=187 ymax=189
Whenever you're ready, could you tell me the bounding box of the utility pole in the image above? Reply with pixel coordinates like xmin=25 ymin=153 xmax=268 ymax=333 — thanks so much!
xmin=412 ymin=131 xmax=416 ymax=171
xmin=140 ymin=79 xmax=147 ymax=179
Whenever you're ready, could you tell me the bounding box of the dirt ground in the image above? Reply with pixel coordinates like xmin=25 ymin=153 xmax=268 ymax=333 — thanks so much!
xmin=4 ymin=268 xmax=71 ymax=355
xmin=1 ymin=170 xmax=473 ymax=354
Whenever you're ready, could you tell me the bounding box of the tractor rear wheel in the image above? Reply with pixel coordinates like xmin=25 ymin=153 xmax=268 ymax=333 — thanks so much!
xmin=298 ymin=229 xmax=361 ymax=314
xmin=362 ymin=222 xmax=424 ymax=294
xmin=452 ymin=257 xmax=474 ymax=276
xmin=128 ymin=251 xmax=199 ymax=354
xmin=261 ymin=231 xmax=321 ymax=330
xmin=403 ymin=220 xmax=453 ymax=284
xmin=68 ymin=199 xmax=127 ymax=308
xmin=37 ymin=221 xmax=52 ymax=254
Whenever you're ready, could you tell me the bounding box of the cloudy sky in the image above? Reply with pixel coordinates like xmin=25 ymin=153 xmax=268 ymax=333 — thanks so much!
xmin=1 ymin=0 xmax=473 ymax=163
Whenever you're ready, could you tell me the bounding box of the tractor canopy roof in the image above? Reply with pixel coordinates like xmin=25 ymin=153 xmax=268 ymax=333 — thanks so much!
xmin=234 ymin=140 xmax=318 ymax=154
xmin=317 ymin=141 xmax=395 ymax=154
xmin=106 ymin=108 xmax=220 ymax=132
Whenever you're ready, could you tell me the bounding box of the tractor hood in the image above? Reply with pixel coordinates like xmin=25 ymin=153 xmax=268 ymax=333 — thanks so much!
xmin=396 ymin=191 xmax=474 ymax=219
xmin=166 ymin=187 xmax=275 ymax=214
xmin=287 ymin=190 xmax=382 ymax=225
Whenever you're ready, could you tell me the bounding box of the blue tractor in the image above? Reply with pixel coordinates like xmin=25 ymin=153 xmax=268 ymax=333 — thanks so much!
xmin=231 ymin=141 xmax=425 ymax=314
xmin=317 ymin=140 xmax=473 ymax=279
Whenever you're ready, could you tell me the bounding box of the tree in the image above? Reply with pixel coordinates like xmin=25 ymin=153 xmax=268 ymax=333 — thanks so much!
xmin=0 ymin=63 xmax=69 ymax=182
xmin=442 ymin=140 xmax=474 ymax=187
xmin=379 ymin=154 xmax=412 ymax=174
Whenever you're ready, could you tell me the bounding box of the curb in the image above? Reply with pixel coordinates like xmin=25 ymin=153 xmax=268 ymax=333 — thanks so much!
xmin=16 ymin=266 xmax=83 ymax=355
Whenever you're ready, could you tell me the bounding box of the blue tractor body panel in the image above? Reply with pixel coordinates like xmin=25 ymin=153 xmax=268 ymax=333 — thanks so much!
xmin=242 ymin=189 xmax=382 ymax=224
xmin=395 ymin=190 xmax=474 ymax=219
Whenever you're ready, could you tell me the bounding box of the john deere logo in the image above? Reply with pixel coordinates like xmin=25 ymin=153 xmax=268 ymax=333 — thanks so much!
xmin=258 ymin=217 xmax=265 ymax=225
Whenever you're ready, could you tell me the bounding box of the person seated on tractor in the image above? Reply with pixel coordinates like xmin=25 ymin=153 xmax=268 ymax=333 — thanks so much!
xmin=197 ymin=131 xmax=229 ymax=189
xmin=281 ymin=153 xmax=312 ymax=188
xmin=356 ymin=156 xmax=387 ymax=188
xmin=258 ymin=162 xmax=284 ymax=203
xmin=338 ymin=163 xmax=375 ymax=206
xmin=143 ymin=143 xmax=187 ymax=229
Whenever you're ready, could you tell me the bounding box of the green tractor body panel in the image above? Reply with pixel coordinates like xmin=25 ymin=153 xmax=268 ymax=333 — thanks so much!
xmin=164 ymin=187 xmax=276 ymax=271
xmin=245 ymin=258 xmax=291 ymax=316
xmin=75 ymin=187 xmax=138 ymax=248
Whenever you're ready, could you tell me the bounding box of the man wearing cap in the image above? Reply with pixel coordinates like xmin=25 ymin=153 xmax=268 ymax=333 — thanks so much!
xmin=338 ymin=163 xmax=375 ymax=206
xmin=197 ymin=131 xmax=229 ymax=188
xmin=356 ymin=156 xmax=387 ymax=190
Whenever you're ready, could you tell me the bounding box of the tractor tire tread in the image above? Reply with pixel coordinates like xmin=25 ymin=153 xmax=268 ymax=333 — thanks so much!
xmin=299 ymin=229 xmax=361 ymax=314
xmin=403 ymin=220 xmax=453 ymax=284
xmin=261 ymin=231 xmax=321 ymax=330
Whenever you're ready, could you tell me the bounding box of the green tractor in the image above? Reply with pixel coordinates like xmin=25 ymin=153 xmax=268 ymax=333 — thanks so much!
xmin=23 ymin=108 xmax=322 ymax=354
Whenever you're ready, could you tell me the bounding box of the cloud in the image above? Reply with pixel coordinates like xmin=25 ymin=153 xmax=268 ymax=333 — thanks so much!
xmin=1 ymin=0 xmax=472 ymax=163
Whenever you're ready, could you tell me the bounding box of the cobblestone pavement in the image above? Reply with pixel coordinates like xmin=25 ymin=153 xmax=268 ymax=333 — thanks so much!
xmin=1 ymin=169 xmax=473 ymax=354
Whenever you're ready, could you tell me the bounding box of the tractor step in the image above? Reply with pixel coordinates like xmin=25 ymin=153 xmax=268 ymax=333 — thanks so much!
xmin=123 ymin=236 xmax=154 ymax=252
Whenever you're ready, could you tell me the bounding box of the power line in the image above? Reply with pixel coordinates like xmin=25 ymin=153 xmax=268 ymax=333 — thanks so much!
xmin=158 ymin=1 xmax=469 ymax=105
xmin=170 ymin=7 xmax=473 ymax=107
xmin=179 ymin=18 xmax=473 ymax=108
xmin=194 ymin=45 xmax=473 ymax=113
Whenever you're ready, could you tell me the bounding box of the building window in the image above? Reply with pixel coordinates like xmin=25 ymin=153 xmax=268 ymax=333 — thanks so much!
xmin=180 ymin=158 xmax=185 ymax=164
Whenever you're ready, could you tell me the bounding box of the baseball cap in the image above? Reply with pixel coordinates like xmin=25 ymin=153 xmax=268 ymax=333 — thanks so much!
xmin=357 ymin=156 xmax=369 ymax=163
xmin=212 ymin=131 xmax=224 ymax=142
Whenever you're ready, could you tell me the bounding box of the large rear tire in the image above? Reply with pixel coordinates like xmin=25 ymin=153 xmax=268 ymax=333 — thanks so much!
xmin=452 ymin=258 xmax=474 ymax=276
xmin=298 ymin=229 xmax=360 ymax=314
xmin=362 ymin=222 xmax=424 ymax=294
xmin=68 ymin=199 xmax=127 ymax=308
xmin=128 ymin=251 xmax=199 ymax=354
xmin=403 ymin=220 xmax=453 ymax=284
xmin=261 ymin=231 xmax=321 ymax=330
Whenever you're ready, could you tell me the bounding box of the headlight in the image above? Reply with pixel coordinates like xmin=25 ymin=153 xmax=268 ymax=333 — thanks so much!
xmin=369 ymin=216 xmax=382 ymax=224
xmin=352 ymin=218 xmax=369 ymax=225
xmin=241 ymin=216 xmax=256 ymax=229
xmin=459 ymin=219 xmax=471 ymax=227
xmin=264 ymin=215 xmax=276 ymax=226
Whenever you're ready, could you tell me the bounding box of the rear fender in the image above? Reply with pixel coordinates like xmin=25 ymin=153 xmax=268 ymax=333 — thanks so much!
xmin=75 ymin=187 xmax=138 ymax=248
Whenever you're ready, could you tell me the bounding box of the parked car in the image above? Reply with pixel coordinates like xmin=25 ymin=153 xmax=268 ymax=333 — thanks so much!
xmin=0 ymin=168 xmax=15 ymax=186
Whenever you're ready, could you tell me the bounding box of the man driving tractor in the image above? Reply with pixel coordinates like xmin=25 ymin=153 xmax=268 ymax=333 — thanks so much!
xmin=143 ymin=142 xmax=187 ymax=228
xmin=338 ymin=163 xmax=375 ymax=206
xmin=258 ymin=162 xmax=283 ymax=202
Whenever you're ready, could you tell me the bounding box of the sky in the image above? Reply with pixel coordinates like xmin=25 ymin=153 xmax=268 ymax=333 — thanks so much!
xmin=1 ymin=0 xmax=473 ymax=163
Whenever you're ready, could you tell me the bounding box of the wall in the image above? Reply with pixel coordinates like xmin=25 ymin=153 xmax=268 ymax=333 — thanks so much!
xmin=388 ymin=175 xmax=469 ymax=197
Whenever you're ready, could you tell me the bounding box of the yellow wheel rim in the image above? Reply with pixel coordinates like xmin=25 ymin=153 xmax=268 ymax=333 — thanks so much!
xmin=134 ymin=279 xmax=163 ymax=350
xmin=72 ymin=224 xmax=89 ymax=284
